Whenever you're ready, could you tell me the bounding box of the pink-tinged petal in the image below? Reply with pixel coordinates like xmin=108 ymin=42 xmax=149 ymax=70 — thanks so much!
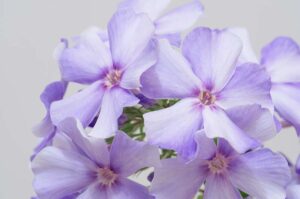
xmin=141 ymin=40 xmax=201 ymax=99
xmin=261 ymin=37 xmax=300 ymax=83
xmin=118 ymin=0 xmax=170 ymax=20
xmin=226 ymin=28 xmax=258 ymax=65
xmin=110 ymin=132 xmax=160 ymax=177
xmin=204 ymin=175 xmax=242 ymax=199
xmin=57 ymin=118 xmax=110 ymax=166
xmin=59 ymin=27 xmax=112 ymax=84
xmin=151 ymin=158 xmax=207 ymax=199
xmin=217 ymin=63 xmax=273 ymax=111
xmin=32 ymin=147 xmax=97 ymax=199
xmin=226 ymin=105 xmax=277 ymax=142
xmin=229 ymin=149 xmax=291 ymax=199
xmin=108 ymin=9 xmax=155 ymax=68
xmin=271 ymin=83 xmax=300 ymax=136
xmin=202 ymin=106 xmax=260 ymax=153
xmin=90 ymin=87 xmax=139 ymax=138
xmin=286 ymin=185 xmax=300 ymax=199
xmin=144 ymin=98 xmax=203 ymax=157
xmin=194 ymin=131 xmax=217 ymax=160
xmin=107 ymin=178 xmax=153 ymax=199
xmin=182 ymin=27 xmax=242 ymax=91
xmin=155 ymin=0 xmax=203 ymax=35
xmin=33 ymin=81 xmax=67 ymax=137
xmin=50 ymin=81 xmax=104 ymax=127
xmin=120 ymin=40 xmax=157 ymax=89
xmin=77 ymin=184 xmax=107 ymax=199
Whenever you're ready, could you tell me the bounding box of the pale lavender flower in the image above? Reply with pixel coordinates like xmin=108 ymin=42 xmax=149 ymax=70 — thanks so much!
xmin=141 ymin=27 xmax=275 ymax=157
xmin=118 ymin=0 xmax=204 ymax=46
xmin=151 ymin=132 xmax=291 ymax=199
xmin=31 ymin=81 xmax=67 ymax=160
xmin=261 ymin=37 xmax=300 ymax=136
xmin=31 ymin=118 xmax=160 ymax=199
xmin=50 ymin=9 xmax=157 ymax=138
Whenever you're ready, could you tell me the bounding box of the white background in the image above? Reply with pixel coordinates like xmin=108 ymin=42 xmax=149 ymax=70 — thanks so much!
xmin=0 ymin=0 xmax=300 ymax=198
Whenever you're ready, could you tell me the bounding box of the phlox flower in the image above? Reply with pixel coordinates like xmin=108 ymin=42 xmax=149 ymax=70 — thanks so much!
xmin=50 ymin=9 xmax=157 ymax=138
xmin=142 ymin=27 xmax=275 ymax=157
xmin=31 ymin=118 xmax=160 ymax=199
xmin=150 ymin=132 xmax=291 ymax=199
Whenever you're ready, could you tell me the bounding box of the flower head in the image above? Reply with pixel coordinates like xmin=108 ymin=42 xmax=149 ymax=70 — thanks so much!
xmin=150 ymin=132 xmax=291 ymax=199
xmin=50 ymin=9 xmax=157 ymax=138
xmin=31 ymin=118 xmax=160 ymax=199
xmin=142 ymin=27 xmax=275 ymax=157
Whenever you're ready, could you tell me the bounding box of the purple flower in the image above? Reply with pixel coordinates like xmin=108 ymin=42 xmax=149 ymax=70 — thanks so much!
xmin=141 ymin=27 xmax=275 ymax=157
xmin=260 ymin=37 xmax=300 ymax=136
xmin=50 ymin=9 xmax=157 ymax=138
xmin=31 ymin=118 xmax=160 ymax=199
xmin=118 ymin=0 xmax=204 ymax=46
xmin=150 ymin=132 xmax=291 ymax=199
xmin=31 ymin=81 xmax=67 ymax=160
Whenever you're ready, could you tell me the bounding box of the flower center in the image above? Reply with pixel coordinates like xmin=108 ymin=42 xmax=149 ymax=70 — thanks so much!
xmin=104 ymin=70 xmax=122 ymax=88
xmin=207 ymin=153 xmax=228 ymax=174
xmin=199 ymin=91 xmax=216 ymax=105
xmin=97 ymin=167 xmax=118 ymax=186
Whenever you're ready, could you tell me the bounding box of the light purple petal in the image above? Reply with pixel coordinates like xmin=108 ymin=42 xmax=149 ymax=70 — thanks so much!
xmin=296 ymin=155 xmax=300 ymax=175
xmin=33 ymin=81 xmax=67 ymax=137
xmin=225 ymin=104 xmax=277 ymax=142
xmin=32 ymin=147 xmax=97 ymax=199
xmin=261 ymin=37 xmax=300 ymax=83
xmin=194 ymin=130 xmax=217 ymax=160
xmin=90 ymin=87 xmax=139 ymax=138
xmin=108 ymin=178 xmax=153 ymax=199
xmin=226 ymin=27 xmax=258 ymax=65
xmin=118 ymin=0 xmax=170 ymax=20
xmin=144 ymin=98 xmax=203 ymax=157
xmin=31 ymin=131 xmax=56 ymax=161
xmin=141 ymin=40 xmax=201 ymax=99
xmin=120 ymin=40 xmax=157 ymax=89
xmin=151 ymin=158 xmax=207 ymax=199
xmin=204 ymin=174 xmax=242 ymax=199
xmin=108 ymin=9 xmax=155 ymax=68
xmin=57 ymin=118 xmax=110 ymax=166
xmin=155 ymin=0 xmax=203 ymax=35
xmin=216 ymin=63 xmax=273 ymax=111
xmin=77 ymin=184 xmax=107 ymax=199
xmin=202 ymin=106 xmax=260 ymax=153
xmin=50 ymin=81 xmax=104 ymax=127
xmin=156 ymin=33 xmax=181 ymax=47
xmin=286 ymin=184 xmax=300 ymax=199
xmin=59 ymin=27 xmax=112 ymax=84
xmin=182 ymin=27 xmax=242 ymax=91
xmin=110 ymin=131 xmax=160 ymax=177
xmin=271 ymin=83 xmax=300 ymax=136
xmin=229 ymin=149 xmax=291 ymax=199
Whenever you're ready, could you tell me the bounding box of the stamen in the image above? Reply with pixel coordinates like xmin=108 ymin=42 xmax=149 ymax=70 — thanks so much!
xmin=104 ymin=70 xmax=122 ymax=88
xmin=97 ymin=167 xmax=118 ymax=186
xmin=199 ymin=91 xmax=216 ymax=105
xmin=207 ymin=153 xmax=228 ymax=174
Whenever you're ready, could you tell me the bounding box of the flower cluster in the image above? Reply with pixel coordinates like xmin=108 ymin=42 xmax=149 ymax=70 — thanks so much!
xmin=31 ymin=0 xmax=300 ymax=199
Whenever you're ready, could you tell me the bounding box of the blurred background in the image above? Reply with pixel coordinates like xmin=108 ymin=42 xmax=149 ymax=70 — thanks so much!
xmin=0 ymin=0 xmax=300 ymax=198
